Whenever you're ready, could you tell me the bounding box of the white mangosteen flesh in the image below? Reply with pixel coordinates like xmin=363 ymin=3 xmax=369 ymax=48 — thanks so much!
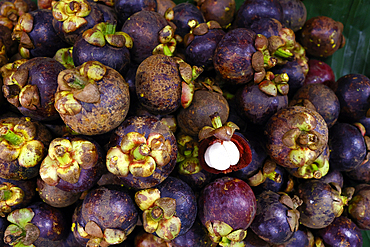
xmin=204 ymin=141 xmax=240 ymax=171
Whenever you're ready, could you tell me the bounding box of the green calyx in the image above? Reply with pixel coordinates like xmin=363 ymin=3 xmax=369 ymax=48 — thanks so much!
xmin=205 ymin=221 xmax=247 ymax=246
xmin=54 ymin=47 xmax=75 ymax=69
xmin=4 ymin=208 xmax=39 ymax=246
xmin=0 ymin=125 xmax=24 ymax=146
xmin=83 ymin=22 xmax=133 ymax=48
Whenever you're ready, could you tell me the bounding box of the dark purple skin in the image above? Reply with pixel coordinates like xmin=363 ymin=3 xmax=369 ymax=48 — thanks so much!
xmin=234 ymin=0 xmax=283 ymax=28
xmin=171 ymin=2 xmax=206 ymax=38
xmin=347 ymin=159 xmax=370 ymax=183
xmin=198 ymin=177 xmax=257 ymax=231
xmin=114 ymin=0 xmax=157 ymax=25
xmin=213 ymin=28 xmax=256 ymax=85
xmin=296 ymin=180 xmax=338 ymax=229
xmin=250 ymin=190 xmax=296 ymax=244
xmin=303 ymin=59 xmax=336 ymax=91
xmin=347 ymin=184 xmax=370 ymax=230
xmin=230 ymin=130 xmax=268 ymax=180
xmin=317 ymin=169 xmax=344 ymax=188
xmin=5 ymin=57 xmax=66 ymax=122
xmin=72 ymin=34 xmax=131 ymax=75
xmin=249 ymin=17 xmax=282 ymax=38
xmin=0 ymin=177 xmax=36 ymax=213
xmin=62 ymin=230 xmax=84 ymax=247
xmin=235 ymin=83 xmax=289 ymax=126
xmin=271 ymin=228 xmax=311 ymax=247
xmin=25 ymin=9 xmax=70 ymax=58
xmin=73 ymin=185 xmax=139 ymax=246
xmin=335 ymin=74 xmax=370 ymax=122
xmin=253 ymin=164 xmax=289 ymax=195
xmin=154 ymin=176 xmax=197 ymax=237
xmin=121 ymin=10 xmax=169 ymax=65
xmin=316 ymin=216 xmax=363 ymax=247
xmin=176 ymin=90 xmax=229 ymax=137
xmin=52 ymin=2 xmax=105 ymax=45
xmin=289 ymin=83 xmax=340 ymax=128
xmin=169 ymin=219 xmax=214 ymax=247
xmin=243 ymin=230 xmax=270 ymax=247
xmin=278 ymin=0 xmax=307 ymax=32
xmin=329 ymin=122 xmax=366 ymax=172
xmin=37 ymin=178 xmax=82 ymax=208
xmin=108 ymin=115 xmax=177 ymax=189
xmin=0 ymin=217 xmax=9 ymax=247
xmin=270 ymin=59 xmax=306 ymax=98
xmin=175 ymin=164 xmax=215 ymax=192
xmin=29 ymin=201 xmax=68 ymax=246
xmin=185 ymin=28 xmax=225 ymax=71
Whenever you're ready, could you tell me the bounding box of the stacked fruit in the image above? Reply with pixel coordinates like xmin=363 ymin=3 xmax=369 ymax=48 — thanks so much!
xmin=0 ymin=0 xmax=368 ymax=246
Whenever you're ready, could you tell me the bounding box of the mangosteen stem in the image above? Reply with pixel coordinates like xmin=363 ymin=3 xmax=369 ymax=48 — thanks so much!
xmin=210 ymin=113 xmax=223 ymax=129
xmin=265 ymin=171 xmax=282 ymax=183
xmin=163 ymin=45 xmax=173 ymax=56
xmin=0 ymin=126 xmax=24 ymax=146
xmin=274 ymin=47 xmax=293 ymax=58
xmin=132 ymin=144 xmax=150 ymax=160
xmin=104 ymin=22 xmax=116 ymax=35
xmin=54 ymin=146 xmax=73 ymax=167
xmin=0 ymin=189 xmax=11 ymax=201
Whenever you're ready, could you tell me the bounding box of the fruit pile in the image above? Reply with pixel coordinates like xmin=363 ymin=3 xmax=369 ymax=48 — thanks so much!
xmin=0 ymin=0 xmax=369 ymax=246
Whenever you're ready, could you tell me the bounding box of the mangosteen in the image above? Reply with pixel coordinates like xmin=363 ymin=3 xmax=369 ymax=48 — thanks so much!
xmin=198 ymin=177 xmax=256 ymax=246
xmin=1 ymin=57 xmax=66 ymax=122
xmin=295 ymin=180 xmax=351 ymax=229
xmin=134 ymin=227 xmax=168 ymax=247
xmin=289 ymin=83 xmax=340 ymax=128
xmin=319 ymin=169 xmax=344 ymax=188
xmin=194 ymin=0 xmax=236 ymax=29
xmin=184 ymin=21 xmax=225 ymax=71
xmin=39 ymin=135 xmax=105 ymax=193
xmin=213 ymin=27 xmax=256 ymax=85
xmin=165 ymin=2 xmax=206 ymax=39
xmin=347 ymin=184 xmax=370 ymax=230
xmin=328 ymin=122 xmax=366 ymax=172
xmin=169 ymin=219 xmax=214 ymax=247
xmin=54 ymin=60 xmax=130 ymax=135
xmin=177 ymin=89 xmax=229 ymax=137
xmin=106 ymin=115 xmax=177 ymax=189
xmin=264 ymin=106 xmax=329 ymax=169
xmin=270 ymin=59 xmax=306 ymax=98
xmin=114 ymin=0 xmax=157 ymax=25
xmin=250 ymin=190 xmax=301 ymax=244
xmin=0 ymin=177 xmax=36 ymax=216
xmin=72 ymin=185 xmax=139 ymax=246
xmin=36 ymin=178 xmax=82 ymax=208
xmin=234 ymin=0 xmax=283 ymax=28
xmin=175 ymin=133 xmax=215 ymax=191
xmin=12 ymin=9 xmax=70 ymax=59
xmin=135 ymin=54 xmax=180 ymax=115
xmin=121 ymin=10 xmax=173 ymax=65
xmin=52 ymin=0 xmax=105 ymax=45
xmin=315 ymin=216 xmax=363 ymax=247
xmin=72 ymin=21 xmax=132 ymax=75
xmin=135 ymin=176 xmax=197 ymax=241
xmin=0 ymin=116 xmax=52 ymax=180
xmin=157 ymin=0 xmax=176 ymax=16
xmin=235 ymin=76 xmax=289 ymax=126
xmin=196 ymin=112 xmax=252 ymax=174
xmin=278 ymin=0 xmax=307 ymax=32
xmin=303 ymin=59 xmax=336 ymax=90
xmin=0 ymin=0 xmax=37 ymax=30
xmin=298 ymin=16 xmax=345 ymax=58
xmin=4 ymin=201 xmax=68 ymax=247
xmin=335 ymin=73 xmax=370 ymax=122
